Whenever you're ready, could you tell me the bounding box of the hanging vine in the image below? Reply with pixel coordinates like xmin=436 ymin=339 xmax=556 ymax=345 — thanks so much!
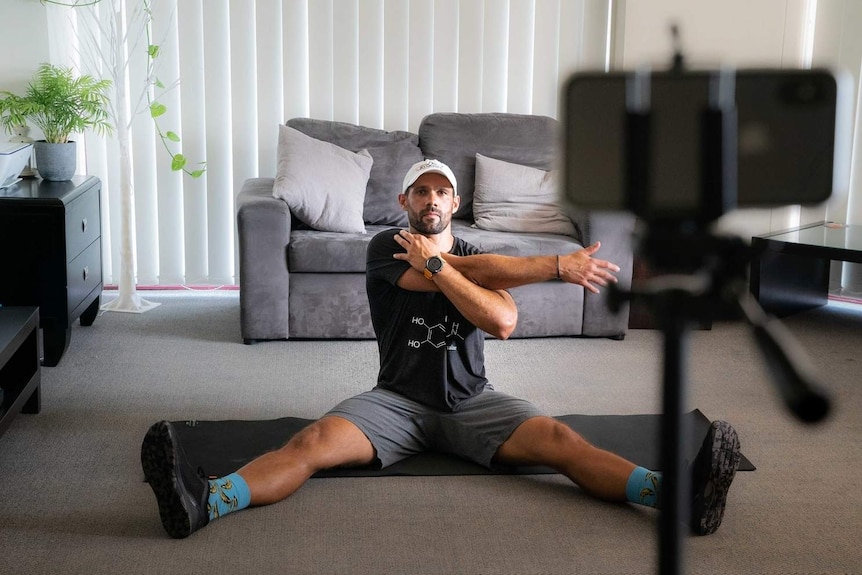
xmin=40 ymin=0 xmax=205 ymax=178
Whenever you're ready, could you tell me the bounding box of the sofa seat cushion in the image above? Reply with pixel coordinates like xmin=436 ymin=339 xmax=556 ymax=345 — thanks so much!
xmin=450 ymin=221 xmax=583 ymax=257
xmin=289 ymin=225 xmax=393 ymax=273
xmin=291 ymin=221 xmax=585 ymax=274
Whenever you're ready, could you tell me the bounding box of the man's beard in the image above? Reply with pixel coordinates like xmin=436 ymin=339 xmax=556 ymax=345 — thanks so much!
xmin=408 ymin=208 xmax=450 ymax=235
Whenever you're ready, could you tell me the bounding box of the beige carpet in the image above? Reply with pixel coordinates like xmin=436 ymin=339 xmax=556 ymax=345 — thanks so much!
xmin=0 ymin=290 xmax=859 ymax=574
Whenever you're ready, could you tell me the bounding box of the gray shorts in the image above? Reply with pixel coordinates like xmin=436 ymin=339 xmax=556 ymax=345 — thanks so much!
xmin=325 ymin=388 xmax=546 ymax=469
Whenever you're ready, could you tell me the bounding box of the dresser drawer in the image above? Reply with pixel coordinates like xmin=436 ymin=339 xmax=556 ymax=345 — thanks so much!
xmin=65 ymin=186 xmax=100 ymax=262
xmin=67 ymin=240 xmax=102 ymax=313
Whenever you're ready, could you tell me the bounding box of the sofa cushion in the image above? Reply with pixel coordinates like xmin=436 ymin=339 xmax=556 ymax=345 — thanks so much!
xmin=287 ymin=118 xmax=422 ymax=226
xmin=450 ymin=220 xmax=583 ymax=257
xmin=289 ymin=225 xmax=393 ymax=273
xmin=289 ymin=274 xmax=375 ymax=338
xmin=273 ymin=125 xmax=372 ymax=233
xmin=473 ymin=153 xmax=576 ymax=237
xmin=418 ymin=113 xmax=559 ymax=222
xmin=289 ymin=221 xmax=582 ymax=274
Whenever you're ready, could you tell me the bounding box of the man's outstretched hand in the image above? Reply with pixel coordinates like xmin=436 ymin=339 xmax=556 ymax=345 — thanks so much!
xmin=561 ymin=242 xmax=620 ymax=294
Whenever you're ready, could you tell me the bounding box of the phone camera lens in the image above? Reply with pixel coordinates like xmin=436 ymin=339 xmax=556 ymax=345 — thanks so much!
xmin=779 ymin=78 xmax=823 ymax=105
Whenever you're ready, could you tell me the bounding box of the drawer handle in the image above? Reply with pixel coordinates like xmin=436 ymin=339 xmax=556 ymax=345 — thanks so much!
xmin=83 ymin=266 xmax=89 ymax=281
xmin=81 ymin=217 xmax=88 ymax=233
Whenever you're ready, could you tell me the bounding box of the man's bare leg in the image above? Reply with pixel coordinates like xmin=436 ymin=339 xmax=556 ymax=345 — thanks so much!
xmin=239 ymin=415 xmax=376 ymax=505
xmin=493 ymin=416 xmax=635 ymax=501
xmin=142 ymin=415 xmax=375 ymax=538
xmin=493 ymin=416 xmax=741 ymax=535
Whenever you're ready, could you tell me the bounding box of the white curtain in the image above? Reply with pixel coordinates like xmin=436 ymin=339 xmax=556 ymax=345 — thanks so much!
xmin=44 ymin=0 xmax=613 ymax=287
xmin=809 ymin=0 xmax=862 ymax=295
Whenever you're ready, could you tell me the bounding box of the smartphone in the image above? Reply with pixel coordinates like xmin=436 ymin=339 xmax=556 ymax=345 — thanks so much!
xmin=562 ymin=68 xmax=847 ymax=217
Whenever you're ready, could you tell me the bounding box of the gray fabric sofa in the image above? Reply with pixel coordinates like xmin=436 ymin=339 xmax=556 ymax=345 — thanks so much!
xmin=237 ymin=112 xmax=635 ymax=343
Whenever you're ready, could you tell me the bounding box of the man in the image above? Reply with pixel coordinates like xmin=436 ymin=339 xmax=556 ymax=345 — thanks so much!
xmin=142 ymin=159 xmax=741 ymax=539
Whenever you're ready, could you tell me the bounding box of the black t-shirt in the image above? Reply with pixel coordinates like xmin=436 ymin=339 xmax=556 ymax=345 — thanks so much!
xmin=366 ymin=229 xmax=488 ymax=411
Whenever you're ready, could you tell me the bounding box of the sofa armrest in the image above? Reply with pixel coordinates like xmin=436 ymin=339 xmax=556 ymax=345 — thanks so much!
xmin=571 ymin=211 xmax=637 ymax=337
xmin=237 ymin=178 xmax=292 ymax=342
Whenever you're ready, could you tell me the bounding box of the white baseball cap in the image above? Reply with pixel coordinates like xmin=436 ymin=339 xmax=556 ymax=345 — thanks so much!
xmin=402 ymin=159 xmax=458 ymax=195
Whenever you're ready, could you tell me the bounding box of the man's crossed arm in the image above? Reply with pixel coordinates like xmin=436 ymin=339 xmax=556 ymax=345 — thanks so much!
xmin=393 ymin=230 xmax=620 ymax=293
xmin=391 ymin=230 xmax=621 ymax=339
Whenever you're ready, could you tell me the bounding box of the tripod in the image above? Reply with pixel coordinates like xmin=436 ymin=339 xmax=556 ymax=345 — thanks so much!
xmin=607 ymin=58 xmax=833 ymax=570
xmin=611 ymin=223 xmax=830 ymax=575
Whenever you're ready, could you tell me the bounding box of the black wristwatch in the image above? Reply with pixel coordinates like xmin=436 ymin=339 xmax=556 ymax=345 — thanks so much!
xmin=423 ymin=255 xmax=444 ymax=280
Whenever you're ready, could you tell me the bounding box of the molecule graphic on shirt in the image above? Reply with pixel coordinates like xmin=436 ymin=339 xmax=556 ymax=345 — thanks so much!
xmin=407 ymin=315 xmax=463 ymax=350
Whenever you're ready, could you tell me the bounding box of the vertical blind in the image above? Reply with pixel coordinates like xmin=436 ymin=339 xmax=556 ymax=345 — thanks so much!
xmin=45 ymin=0 xmax=862 ymax=295
xmin=45 ymin=0 xmax=613 ymax=287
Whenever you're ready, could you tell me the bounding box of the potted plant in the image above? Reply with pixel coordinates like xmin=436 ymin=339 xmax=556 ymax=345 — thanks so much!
xmin=0 ymin=63 xmax=112 ymax=181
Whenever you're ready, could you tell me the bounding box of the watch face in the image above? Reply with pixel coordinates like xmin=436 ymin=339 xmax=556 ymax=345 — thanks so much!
xmin=426 ymin=256 xmax=443 ymax=273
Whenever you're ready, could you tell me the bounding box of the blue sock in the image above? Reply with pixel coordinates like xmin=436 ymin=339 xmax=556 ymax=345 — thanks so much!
xmin=625 ymin=466 xmax=662 ymax=508
xmin=207 ymin=472 xmax=251 ymax=520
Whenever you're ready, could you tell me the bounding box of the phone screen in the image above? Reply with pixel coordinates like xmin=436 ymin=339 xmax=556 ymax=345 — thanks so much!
xmin=562 ymin=69 xmax=841 ymax=215
xmin=735 ymin=70 xmax=837 ymax=206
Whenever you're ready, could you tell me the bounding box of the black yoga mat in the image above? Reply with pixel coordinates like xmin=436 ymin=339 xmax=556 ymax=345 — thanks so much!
xmin=172 ymin=409 xmax=755 ymax=479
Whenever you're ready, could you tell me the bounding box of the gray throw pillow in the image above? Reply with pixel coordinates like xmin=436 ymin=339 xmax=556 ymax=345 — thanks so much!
xmin=272 ymin=125 xmax=372 ymax=233
xmin=473 ymin=153 xmax=577 ymax=236
xmin=418 ymin=112 xmax=559 ymax=221
xmin=286 ymin=118 xmax=422 ymax=226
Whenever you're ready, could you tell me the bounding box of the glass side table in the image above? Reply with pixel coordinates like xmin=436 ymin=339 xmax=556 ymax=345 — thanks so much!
xmin=750 ymin=221 xmax=862 ymax=316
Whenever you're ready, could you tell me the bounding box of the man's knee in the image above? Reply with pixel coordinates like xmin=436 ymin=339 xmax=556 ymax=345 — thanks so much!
xmin=536 ymin=417 xmax=589 ymax=449
xmin=283 ymin=416 xmax=375 ymax=468
xmin=286 ymin=417 xmax=350 ymax=452
xmin=498 ymin=416 xmax=589 ymax=464
xmin=285 ymin=421 xmax=328 ymax=453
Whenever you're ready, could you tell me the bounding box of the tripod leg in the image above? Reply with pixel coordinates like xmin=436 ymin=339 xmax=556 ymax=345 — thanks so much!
xmin=659 ymin=312 xmax=691 ymax=575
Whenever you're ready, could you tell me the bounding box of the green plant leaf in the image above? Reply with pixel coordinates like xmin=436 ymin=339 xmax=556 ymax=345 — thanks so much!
xmin=150 ymin=102 xmax=167 ymax=118
xmin=171 ymin=154 xmax=187 ymax=171
xmin=27 ymin=6 xmax=207 ymax=179
xmin=0 ymin=63 xmax=112 ymax=141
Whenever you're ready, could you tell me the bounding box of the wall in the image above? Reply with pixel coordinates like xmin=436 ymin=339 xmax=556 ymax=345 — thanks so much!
xmin=0 ymin=0 xmax=50 ymax=97
xmin=0 ymin=0 xmax=51 ymax=142
xmin=618 ymin=0 xmax=814 ymax=237
xmin=618 ymin=0 xmax=808 ymax=69
xmin=811 ymin=0 xmax=862 ymax=225
xmin=811 ymin=0 xmax=862 ymax=293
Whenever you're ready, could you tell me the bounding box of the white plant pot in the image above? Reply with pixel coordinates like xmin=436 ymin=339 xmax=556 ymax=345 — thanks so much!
xmin=35 ymin=141 xmax=77 ymax=181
